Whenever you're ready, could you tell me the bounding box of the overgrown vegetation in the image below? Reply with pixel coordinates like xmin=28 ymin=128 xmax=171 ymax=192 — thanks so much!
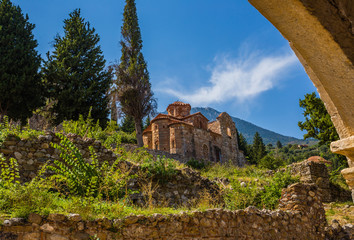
xmin=62 ymin=111 xmax=136 ymax=147
xmin=224 ymin=170 xmax=298 ymax=210
xmin=48 ymin=133 xmax=130 ymax=199
xmin=0 ymin=128 xmax=301 ymax=221
xmin=0 ymin=116 xmax=43 ymax=146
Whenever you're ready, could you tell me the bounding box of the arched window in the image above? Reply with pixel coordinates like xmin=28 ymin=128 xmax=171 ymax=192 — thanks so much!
xmin=155 ymin=141 xmax=159 ymax=150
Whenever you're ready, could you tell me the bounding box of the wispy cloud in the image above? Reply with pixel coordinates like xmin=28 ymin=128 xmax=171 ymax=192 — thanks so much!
xmin=159 ymin=51 xmax=298 ymax=106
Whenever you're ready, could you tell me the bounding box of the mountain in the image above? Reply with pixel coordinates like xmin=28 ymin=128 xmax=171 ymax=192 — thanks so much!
xmin=191 ymin=107 xmax=315 ymax=145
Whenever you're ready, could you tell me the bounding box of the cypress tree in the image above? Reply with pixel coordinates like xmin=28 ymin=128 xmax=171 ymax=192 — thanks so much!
xmin=250 ymin=132 xmax=266 ymax=164
xmin=43 ymin=9 xmax=110 ymax=125
xmin=116 ymin=0 xmax=156 ymax=147
xmin=0 ymin=0 xmax=44 ymax=122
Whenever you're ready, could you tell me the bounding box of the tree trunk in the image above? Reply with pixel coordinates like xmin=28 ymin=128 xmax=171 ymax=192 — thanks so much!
xmin=135 ymin=119 xmax=143 ymax=147
xmin=111 ymin=102 xmax=118 ymax=123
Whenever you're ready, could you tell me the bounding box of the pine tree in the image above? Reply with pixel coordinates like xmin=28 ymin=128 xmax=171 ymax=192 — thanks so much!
xmin=120 ymin=115 xmax=136 ymax=134
xmin=43 ymin=9 xmax=110 ymax=125
xmin=250 ymin=132 xmax=266 ymax=164
xmin=116 ymin=0 xmax=156 ymax=147
xmin=298 ymin=92 xmax=339 ymax=145
xmin=0 ymin=0 xmax=45 ymax=122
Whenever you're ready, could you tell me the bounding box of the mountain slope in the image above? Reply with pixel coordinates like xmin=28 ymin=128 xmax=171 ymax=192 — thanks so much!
xmin=192 ymin=107 xmax=312 ymax=145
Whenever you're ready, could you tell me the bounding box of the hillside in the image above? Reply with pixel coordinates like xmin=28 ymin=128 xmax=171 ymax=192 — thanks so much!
xmin=191 ymin=107 xmax=315 ymax=145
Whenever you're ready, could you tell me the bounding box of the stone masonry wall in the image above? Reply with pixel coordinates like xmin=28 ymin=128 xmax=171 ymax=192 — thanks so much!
xmin=0 ymin=132 xmax=117 ymax=182
xmin=0 ymin=133 xmax=222 ymax=207
xmin=289 ymin=160 xmax=352 ymax=202
xmin=2 ymin=183 xmax=351 ymax=240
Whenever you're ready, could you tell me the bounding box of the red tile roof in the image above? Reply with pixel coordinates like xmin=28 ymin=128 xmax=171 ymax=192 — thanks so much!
xmin=307 ymin=156 xmax=332 ymax=164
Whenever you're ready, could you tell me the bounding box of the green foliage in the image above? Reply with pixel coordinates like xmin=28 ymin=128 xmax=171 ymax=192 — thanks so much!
xmin=141 ymin=156 xmax=178 ymax=181
xmin=266 ymin=142 xmax=348 ymax=173
xmin=0 ymin=0 xmax=45 ymax=122
xmin=225 ymin=170 xmax=298 ymax=210
xmin=186 ymin=158 xmax=208 ymax=170
xmin=43 ymin=9 xmax=111 ymax=125
xmin=258 ymin=155 xmax=285 ymax=170
xmin=237 ymin=132 xmax=250 ymax=158
xmin=298 ymin=92 xmax=339 ymax=145
xmin=276 ymin=140 xmax=282 ymax=149
xmin=49 ymin=134 xmax=101 ymax=197
xmin=0 ymin=116 xmax=43 ymax=146
xmin=115 ymin=0 xmax=156 ymax=147
xmin=120 ymin=115 xmax=136 ymax=134
xmin=201 ymin=163 xmax=267 ymax=181
xmin=143 ymin=115 xmax=151 ymax=131
xmin=48 ymin=133 xmax=129 ymax=199
xmin=250 ymin=132 xmax=266 ymax=164
xmin=104 ymin=131 xmax=137 ymax=148
xmin=0 ymin=154 xmax=20 ymax=187
xmin=62 ymin=111 xmax=137 ymax=148
xmin=62 ymin=109 xmax=105 ymax=139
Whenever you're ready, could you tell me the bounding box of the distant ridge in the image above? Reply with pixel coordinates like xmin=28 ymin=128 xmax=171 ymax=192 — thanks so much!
xmin=191 ymin=107 xmax=314 ymax=145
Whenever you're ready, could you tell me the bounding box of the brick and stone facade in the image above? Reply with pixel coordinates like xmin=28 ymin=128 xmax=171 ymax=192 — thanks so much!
xmin=143 ymin=101 xmax=246 ymax=166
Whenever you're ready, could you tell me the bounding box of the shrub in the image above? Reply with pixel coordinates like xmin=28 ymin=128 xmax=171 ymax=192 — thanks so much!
xmin=48 ymin=133 xmax=129 ymax=200
xmin=224 ymin=170 xmax=298 ymax=210
xmin=0 ymin=116 xmax=43 ymax=146
xmin=104 ymin=131 xmax=136 ymax=149
xmin=186 ymin=158 xmax=207 ymax=170
xmin=62 ymin=111 xmax=105 ymax=140
xmin=141 ymin=156 xmax=178 ymax=181
xmin=258 ymin=155 xmax=285 ymax=170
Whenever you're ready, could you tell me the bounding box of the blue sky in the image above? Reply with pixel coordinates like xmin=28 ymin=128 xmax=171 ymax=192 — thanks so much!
xmin=12 ymin=0 xmax=317 ymax=139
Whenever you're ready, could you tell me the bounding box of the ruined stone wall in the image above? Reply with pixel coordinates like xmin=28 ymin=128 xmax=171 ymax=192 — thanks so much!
xmin=3 ymin=183 xmax=350 ymax=240
xmin=289 ymin=160 xmax=352 ymax=202
xmin=217 ymin=112 xmax=241 ymax=165
xmin=0 ymin=133 xmax=116 ymax=182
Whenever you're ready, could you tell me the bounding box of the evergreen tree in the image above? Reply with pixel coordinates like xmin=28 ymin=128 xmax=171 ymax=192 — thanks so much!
xmin=237 ymin=132 xmax=249 ymax=157
xmin=115 ymin=0 xmax=156 ymax=147
xmin=120 ymin=115 xmax=136 ymax=134
xmin=250 ymin=132 xmax=266 ymax=164
xmin=0 ymin=0 xmax=45 ymax=122
xmin=143 ymin=115 xmax=151 ymax=130
xmin=276 ymin=140 xmax=282 ymax=149
xmin=298 ymin=92 xmax=339 ymax=145
xmin=43 ymin=9 xmax=110 ymax=125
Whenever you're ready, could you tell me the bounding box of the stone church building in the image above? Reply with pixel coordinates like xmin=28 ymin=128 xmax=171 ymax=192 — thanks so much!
xmin=143 ymin=101 xmax=246 ymax=166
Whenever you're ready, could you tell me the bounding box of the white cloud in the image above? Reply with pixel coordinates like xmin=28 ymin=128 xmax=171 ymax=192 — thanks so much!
xmin=159 ymin=51 xmax=298 ymax=106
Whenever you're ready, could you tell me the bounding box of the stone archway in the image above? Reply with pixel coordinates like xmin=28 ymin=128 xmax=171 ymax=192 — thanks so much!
xmin=248 ymin=0 xmax=354 ymax=200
